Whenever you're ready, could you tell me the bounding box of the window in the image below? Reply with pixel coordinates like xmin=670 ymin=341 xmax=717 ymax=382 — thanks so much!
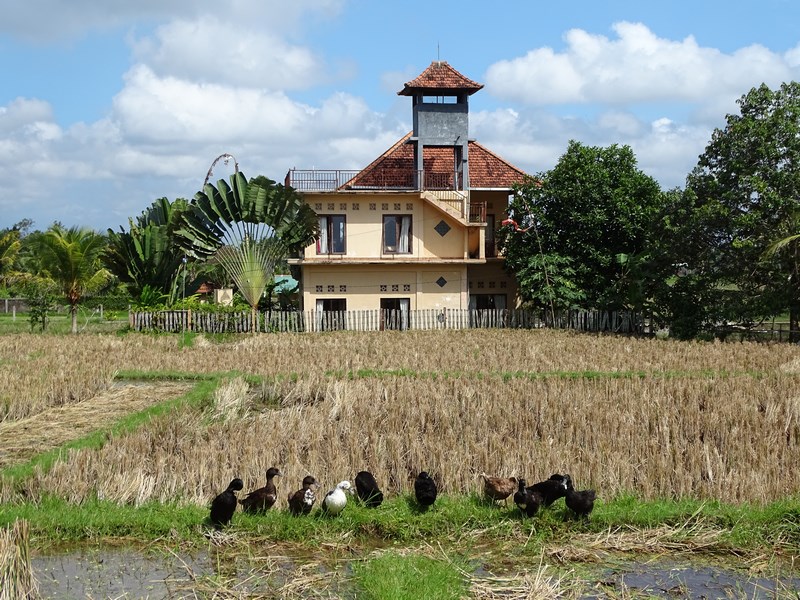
xmin=469 ymin=294 xmax=507 ymax=310
xmin=317 ymin=215 xmax=346 ymax=254
xmin=380 ymin=298 xmax=410 ymax=331
xmin=315 ymin=298 xmax=347 ymax=330
xmin=468 ymin=294 xmax=508 ymax=328
xmin=383 ymin=215 xmax=412 ymax=253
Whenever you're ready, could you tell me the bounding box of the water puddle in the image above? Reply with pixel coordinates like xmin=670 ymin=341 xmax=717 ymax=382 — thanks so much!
xmin=592 ymin=559 xmax=800 ymax=599
xmin=31 ymin=546 xmax=800 ymax=598
xmin=32 ymin=544 xmax=353 ymax=599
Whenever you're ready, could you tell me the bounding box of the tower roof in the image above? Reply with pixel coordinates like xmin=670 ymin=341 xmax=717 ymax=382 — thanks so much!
xmin=398 ymin=61 xmax=484 ymax=96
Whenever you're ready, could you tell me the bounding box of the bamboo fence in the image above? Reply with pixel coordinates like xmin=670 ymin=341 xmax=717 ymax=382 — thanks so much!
xmin=127 ymin=308 xmax=647 ymax=334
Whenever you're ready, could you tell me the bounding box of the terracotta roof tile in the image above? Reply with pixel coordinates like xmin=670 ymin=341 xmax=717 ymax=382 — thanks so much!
xmin=345 ymin=134 xmax=526 ymax=190
xmin=398 ymin=61 xmax=484 ymax=95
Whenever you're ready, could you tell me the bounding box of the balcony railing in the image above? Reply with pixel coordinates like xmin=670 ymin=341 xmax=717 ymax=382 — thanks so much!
xmin=285 ymin=169 xmax=464 ymax=192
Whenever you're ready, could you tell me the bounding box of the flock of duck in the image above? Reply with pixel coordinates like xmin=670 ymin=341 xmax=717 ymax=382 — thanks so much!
xmin=209 ymin=468 xmax=596 ymax=529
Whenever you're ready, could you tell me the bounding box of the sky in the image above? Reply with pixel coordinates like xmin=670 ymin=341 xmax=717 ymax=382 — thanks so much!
xmin=2 ymin=0 xmax=799 ymax=233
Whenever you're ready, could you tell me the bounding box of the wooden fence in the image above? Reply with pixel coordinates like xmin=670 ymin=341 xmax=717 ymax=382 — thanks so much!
xmin=128 ymin=308 xmax=647 ymax=334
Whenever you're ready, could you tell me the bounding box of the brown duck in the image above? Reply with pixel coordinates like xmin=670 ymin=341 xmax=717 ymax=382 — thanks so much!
xmin=239 ymin=467 xmax=282 ymax=513
xmin=480 ymin=472 xmax=518 ymax=504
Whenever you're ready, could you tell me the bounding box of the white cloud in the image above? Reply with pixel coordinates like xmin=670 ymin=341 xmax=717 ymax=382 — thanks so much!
xmin=485 ymin=22 xmax=799 ymax=107
xmin=131 ymin=17 xmax=328 ymax=90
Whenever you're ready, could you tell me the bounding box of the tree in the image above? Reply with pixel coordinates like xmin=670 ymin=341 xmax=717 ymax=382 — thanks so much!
xmin=29 ymin=225 xmax=112 ymax=334
xmin=763 ymin=208 xmax=800 ymax=339
xmin=686 ymin=82 xmax=800 ymax=340
xmin=501 ymin=141 xmax=664 ymax=312
xmin=0 ymin=228 xmax=21 ymax=287
xmin=173 ymin=172 xmax=318 ymax=331
xmin=105 ymin=197 xmax=190 ymax=304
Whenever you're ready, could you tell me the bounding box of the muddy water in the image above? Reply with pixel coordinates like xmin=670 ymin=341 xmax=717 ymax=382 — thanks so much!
xmin=34 ymin=547 xmax=213 ymax=599
xmin=32 ymin=545 xmax=352 ymax=599
xmin=32 ymin=547 xmax=800 ymax=599
xmin=591 ymin=559 xmax=800 ymax=599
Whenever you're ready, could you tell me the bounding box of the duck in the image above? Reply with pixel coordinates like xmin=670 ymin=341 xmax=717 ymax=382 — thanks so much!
xmin=288 ymin=475 xmax=318 ymax=516
xmin=239 ymin=467 xmax=282 ymax=513
xmin=210 ymin=477 xmax=244 ymax=529
xmin=322 ymin=480 xmax=353 ymax=515
xmin=513 ymin=478 xmax=543 ymax=517
xmin=563 ymin=474 xmax=596 ymax=520
xmin=414 ymin=471 xmax=438 ymax=509
xmin=480 ymin=472 xmax=517 ymax=504
xmin=527 ymin=473 xmax=569 ymax=507
xmin=355 ymin=471 xmax=384 ymax=507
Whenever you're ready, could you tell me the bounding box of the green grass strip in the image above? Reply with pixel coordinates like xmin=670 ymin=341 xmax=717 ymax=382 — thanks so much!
xmin=353 ymin=552 xmax=468 ymax=600
xmin=2 ymin=493 xmax=800 ymax=552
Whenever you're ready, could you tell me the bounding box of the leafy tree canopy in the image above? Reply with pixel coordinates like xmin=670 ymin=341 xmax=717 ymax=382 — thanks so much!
xmin=501 ymin=141 xmax=663 ymax=312
xmin=685 ymin=81 xmax=800 ymax=337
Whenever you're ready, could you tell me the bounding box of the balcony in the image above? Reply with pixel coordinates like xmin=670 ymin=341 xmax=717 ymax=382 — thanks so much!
xmin=287 ymin=168 xmax=486 ymax=225
xmin=285 ymin=169 xmax=464 ymax=192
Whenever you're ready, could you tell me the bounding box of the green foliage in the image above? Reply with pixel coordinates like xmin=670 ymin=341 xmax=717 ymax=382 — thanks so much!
xmin=352 ymin=552 xmax=467 ymax=600
xmin=502 ymin=141 xmax=664 ymax=312
xmin=14 ymin=275 xmax=59 ymax=332
xmin=686 ymin=82 xmax=800 ymax=338
xmin=105 ymin=197 xmax=191 ymax=305
xmin=173 ymin=172 xmax=319 ymax=261
xmin=25 ymin=224 xmax=113 ymax=334
xmin=513 ymin=251 xmax=585 ymax=312
xmin=0 ymin=228 xmax=21 ymax=282
xmin=134 ymin=284 xmax=169 ymax=309
xmin=173 ymin=172 xmax=319 ymax=328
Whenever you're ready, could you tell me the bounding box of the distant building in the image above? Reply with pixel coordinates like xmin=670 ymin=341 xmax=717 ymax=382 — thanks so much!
xmin=286 ymin=61 xmax=527 ymax=321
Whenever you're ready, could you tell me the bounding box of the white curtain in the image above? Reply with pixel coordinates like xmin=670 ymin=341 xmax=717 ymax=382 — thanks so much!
xmin=318 ymin=216 xmax=329 ymax=253
xmin=315 ymin=299 xmax=324 ymax=331
xmin=399 ymin=215 xmax=411 ymax=253
xmin=399 ymin=297 xmax=410 ymax=330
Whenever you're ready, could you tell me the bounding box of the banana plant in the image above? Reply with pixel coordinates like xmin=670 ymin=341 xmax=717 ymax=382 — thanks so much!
xmin=105 ymin=197 xmax=190 ymax=305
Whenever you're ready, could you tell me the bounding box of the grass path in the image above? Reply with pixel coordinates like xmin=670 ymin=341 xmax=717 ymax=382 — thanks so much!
xmin=0 ymin=381 xmax=194 ymax=470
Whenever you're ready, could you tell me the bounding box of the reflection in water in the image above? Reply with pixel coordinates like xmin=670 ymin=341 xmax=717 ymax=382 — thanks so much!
xmin=600 ymin=560 xmax=800 ymax=599
xmin=31 ymin=547 xmax=800 ymax=599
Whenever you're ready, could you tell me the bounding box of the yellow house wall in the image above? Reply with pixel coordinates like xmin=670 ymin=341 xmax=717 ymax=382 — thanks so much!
xmin=420 ymin=205 xmax=465 ymax=259
xmin=467 ymin=263 xmax=521 ymax=308
xmin=301 ymin=192 xmax=468 ymax=260
xmin=301 ymin=265 xmax=468 ymax=310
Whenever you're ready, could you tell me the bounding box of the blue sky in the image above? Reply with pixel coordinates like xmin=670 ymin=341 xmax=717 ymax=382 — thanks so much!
xmin=1 ymin=0 xmax=799 ymax=232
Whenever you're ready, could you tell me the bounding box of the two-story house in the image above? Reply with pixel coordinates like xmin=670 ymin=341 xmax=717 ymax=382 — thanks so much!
xmin=286 ymin=61 xmax=528 ymax=328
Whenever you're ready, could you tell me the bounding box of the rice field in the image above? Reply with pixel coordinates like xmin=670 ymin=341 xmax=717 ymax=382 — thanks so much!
xmin=1 ymin=329 xmax=798 ymax=507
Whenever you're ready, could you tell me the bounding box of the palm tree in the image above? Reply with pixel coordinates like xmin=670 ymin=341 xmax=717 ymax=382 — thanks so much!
xmin=0 ymin=228 xmax=22 ymax=286
xmin=764 ymin=214 xmax=800 ymax=342
xmin=33 ymin=225 xmax=112 ymax=334
xmin=174 ymin=171 xmax=318 ymax=332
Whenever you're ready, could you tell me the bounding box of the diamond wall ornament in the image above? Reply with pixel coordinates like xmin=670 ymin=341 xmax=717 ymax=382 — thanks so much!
xmin=434 ymin=220 xmax=451 ymax=237
xmin=436 ymin=277 xmax=447 ymax=288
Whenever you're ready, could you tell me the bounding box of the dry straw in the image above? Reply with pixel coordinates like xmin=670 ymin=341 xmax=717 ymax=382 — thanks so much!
xmin=2 ymin=330 xmax=799 ymax=506
xmin=0 ymin=519 xmax=39 ymax=600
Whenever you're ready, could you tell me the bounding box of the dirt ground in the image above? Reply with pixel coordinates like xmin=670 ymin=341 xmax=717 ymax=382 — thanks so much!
xmin=0 ymin=381 xmax=195 ymax=470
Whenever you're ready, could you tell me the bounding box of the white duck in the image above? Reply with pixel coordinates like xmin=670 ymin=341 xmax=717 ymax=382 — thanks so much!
xmin=322 ymin=480 xmax=353 ymax=515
